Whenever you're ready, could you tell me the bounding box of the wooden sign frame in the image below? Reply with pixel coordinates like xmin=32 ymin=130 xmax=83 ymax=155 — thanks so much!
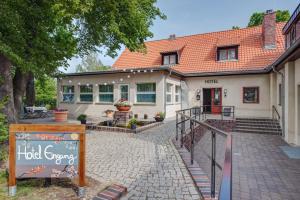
xmin=8 ymin=124 xmax=86 ymax=197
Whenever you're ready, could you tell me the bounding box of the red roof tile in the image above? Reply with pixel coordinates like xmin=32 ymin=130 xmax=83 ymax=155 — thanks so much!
xmin=113 ymin=23 xmax=285 ymax=74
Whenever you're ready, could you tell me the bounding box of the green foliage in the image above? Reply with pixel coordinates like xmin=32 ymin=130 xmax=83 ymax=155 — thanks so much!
xmin=127 ymin=118 xmax=138 ymax=128
xmin=248 ymin=10 xmax=290 ymax=27
xmin=77 ymin=114 xmax=87 ymax=121
xmin=0 ymin=98 xmax=8 ymax=144
xmin=155 ymin=112 xmax=165 ymax=119
xmin=0 ymin=0 xmax=165 ymax=78
xmin=35 ymin=77 xmax=57 ymax=109
xmin=232 ymin=26 xmax=240 ymax=30
xmin=76 ymin=51 xmax=111 ymax=72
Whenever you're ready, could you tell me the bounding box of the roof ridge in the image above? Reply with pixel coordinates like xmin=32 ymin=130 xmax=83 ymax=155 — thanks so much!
xmin=144 ymin=22 xmax=285 ymax=44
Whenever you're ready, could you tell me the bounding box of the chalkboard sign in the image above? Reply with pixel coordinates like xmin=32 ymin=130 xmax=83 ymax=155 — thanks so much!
xmin=9 ymin=124 xmax=86 ymax=197
xmin=223 ymin=108 xmax=232 ymax=117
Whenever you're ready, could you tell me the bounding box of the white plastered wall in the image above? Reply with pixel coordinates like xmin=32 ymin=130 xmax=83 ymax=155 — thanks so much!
xmin=165 ymin=75 xmax=182 ymax=118
xmin=57 ymin=72 xmax=166 ymax=120
xmin=185 ymin=74 xmax=271 ymax=118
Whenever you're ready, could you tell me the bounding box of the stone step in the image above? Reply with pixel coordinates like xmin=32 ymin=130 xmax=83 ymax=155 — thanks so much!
xmin=235 ymin=121 xmax=280 ymax=127
xmin=236 ymin=118 xmax=278 ymax=123
xmin=233 ymin=128 xmax=281 ymax=135
xmin=235 ymin=125 xmax=281 ymax=131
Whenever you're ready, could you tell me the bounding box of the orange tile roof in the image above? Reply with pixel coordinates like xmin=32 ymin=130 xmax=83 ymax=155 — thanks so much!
xmin=113 ymin=23 xmax=285 ymax=74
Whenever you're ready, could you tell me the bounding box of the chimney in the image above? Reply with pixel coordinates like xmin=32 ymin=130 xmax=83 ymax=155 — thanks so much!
xmin=262 ymin=10 xmax=276 ymax=49
xmin=168 ymin=34 xmax=176 ymax=40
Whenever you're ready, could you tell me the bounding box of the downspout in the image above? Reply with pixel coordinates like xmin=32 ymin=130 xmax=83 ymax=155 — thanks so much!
xmin=272 ymin=66 xmax=285 ymax=137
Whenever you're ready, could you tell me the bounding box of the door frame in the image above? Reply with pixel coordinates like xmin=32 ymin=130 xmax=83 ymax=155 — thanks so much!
xmin=119 ymin=84 xmax=130 ymax=101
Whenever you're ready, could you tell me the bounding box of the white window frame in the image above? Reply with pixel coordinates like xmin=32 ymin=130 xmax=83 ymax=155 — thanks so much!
xmin=99 ymin=84 xmax=114 ymax=103
xmin=175 ymin=85 xmax=181 ymax=104
xmin=136 ymin=83 xmax=156 ymax=104
xmin=119 ymin=84 xmax=129 ymax=101
xmin=79 ymin=85 xmax=93 ymax=102
xmin=166 ymin=83 xmax=173 ymax=104
xmin=62 ymin=85 xmax=75 ymax=103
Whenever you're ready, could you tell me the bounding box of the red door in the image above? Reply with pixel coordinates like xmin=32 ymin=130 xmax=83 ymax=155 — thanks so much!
xmin=211 ymin=88 xmax=222 ymax=114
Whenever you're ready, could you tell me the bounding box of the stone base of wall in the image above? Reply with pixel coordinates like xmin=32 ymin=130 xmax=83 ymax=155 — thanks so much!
xmin=86 ymin=121 xmax=163 ymax=133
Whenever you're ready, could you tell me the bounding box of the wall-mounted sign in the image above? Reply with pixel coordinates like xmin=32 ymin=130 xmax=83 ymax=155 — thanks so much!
xmin=9 ymin=124 xmax=86 ymax=197
xmin=205 ymin=80 xmax=218 ymax=84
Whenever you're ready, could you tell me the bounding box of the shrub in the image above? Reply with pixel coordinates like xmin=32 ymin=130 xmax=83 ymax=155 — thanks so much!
xmin=127 ymin=118 xmax=138 ymax=128
xmin=77 ymin=114 xmax=87 ymax=121
xmin=155 ymin=112 xmax=165 ymax=119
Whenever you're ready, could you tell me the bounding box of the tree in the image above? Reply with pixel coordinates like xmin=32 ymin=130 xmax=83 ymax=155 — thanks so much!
xmin=0 ymin=0 xmax=165 ymax=122
xmin=248 ymin=10 xmax=290 ymax=27
xmin=35 ymin=77 xmax=57 ymax=109
xmin=232 ymin=26 xmax=240 ymax=30
xmin=76 ymin=51 xmax=111 ymax=72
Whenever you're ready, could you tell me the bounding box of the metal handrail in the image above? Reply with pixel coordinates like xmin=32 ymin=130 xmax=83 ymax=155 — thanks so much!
xmin=176 ymin=107 xmax=232 ymax=200
xmin=192 ymin=105 xmax=235 ymax=120
xmin=272 ymin=105 xmax=280 ymax=120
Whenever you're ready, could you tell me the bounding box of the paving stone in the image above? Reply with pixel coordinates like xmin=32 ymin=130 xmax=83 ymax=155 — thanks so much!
xmin=86 ymin=120 xmax=200 ymax=200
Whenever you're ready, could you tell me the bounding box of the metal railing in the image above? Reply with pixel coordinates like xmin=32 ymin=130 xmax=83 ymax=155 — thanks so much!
xmin=176 ymin=107 xmax=232 ymax=200
xmin=189 ymin=105 xmax=235 ymax=120
xmin=272 ymin=105 xmax=280 ymax=121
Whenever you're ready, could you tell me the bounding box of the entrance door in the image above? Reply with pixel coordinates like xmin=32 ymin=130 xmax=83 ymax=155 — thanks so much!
xmin=203 ymin=88 xmax=212 ymax=113
xmin=211 ymin=88 xmax=222 ymax=114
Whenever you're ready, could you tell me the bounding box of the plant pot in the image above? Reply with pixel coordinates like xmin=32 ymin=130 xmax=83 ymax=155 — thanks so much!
xmin=116 ymin=106 xmax=131 ymax=111
xmin=154 ymin=117 xmax=164 ymax=122
xmin=80 ymin=119 xmax=86 ymax=124
xmin=54 ymin=111 xmax=68 ymax=122
xmin=131 ymin=124 xmax=137 ymax=130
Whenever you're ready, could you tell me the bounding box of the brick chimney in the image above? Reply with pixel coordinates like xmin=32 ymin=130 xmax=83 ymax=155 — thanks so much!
xmin=168 ymin=34 xmax=176 ymax=40
xmin=262 ymin=10 xmax=276 ymax=49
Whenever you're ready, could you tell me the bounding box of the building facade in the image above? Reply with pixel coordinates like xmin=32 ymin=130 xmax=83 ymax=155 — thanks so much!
xmin=58 ymin=9 xmax=300 ymax=145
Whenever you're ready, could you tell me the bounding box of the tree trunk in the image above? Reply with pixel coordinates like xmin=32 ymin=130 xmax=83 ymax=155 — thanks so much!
xmin=25 ymin=72 xmax=35 ymax=106
xmin=13 ymin=68 xmax=29 ymax=115
xmin=0 ymin=54 xmax=17 ymax=123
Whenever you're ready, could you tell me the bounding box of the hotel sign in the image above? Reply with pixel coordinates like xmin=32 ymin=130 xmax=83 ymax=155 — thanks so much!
xmin=205 ymin=80 xmax=218 ymax=84
xmin=9 ymin=124 xmax=86 ymax=196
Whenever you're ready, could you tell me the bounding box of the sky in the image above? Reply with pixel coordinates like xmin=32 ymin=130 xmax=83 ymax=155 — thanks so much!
xmin=66 ymin=0 xmax=298 ymax=73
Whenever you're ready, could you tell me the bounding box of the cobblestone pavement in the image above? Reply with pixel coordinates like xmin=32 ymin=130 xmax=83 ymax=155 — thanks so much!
xmin=86 ymin=120 xmax=200 ymax=200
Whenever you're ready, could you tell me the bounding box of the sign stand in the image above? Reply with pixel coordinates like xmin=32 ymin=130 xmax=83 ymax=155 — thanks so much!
xmin=8 ymin=124 xmax=86 ymax=197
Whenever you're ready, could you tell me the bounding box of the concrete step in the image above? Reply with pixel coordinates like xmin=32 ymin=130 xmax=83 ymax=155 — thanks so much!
xmin=235 ymin=121 xmax=280 ymax=126
xmin=236 ymin=118 xmax=277 ymax=122
xmin=233 ymin=128 xmax=281 ymax=135
xmin=235 ymin=124 xmax=281 ymax=130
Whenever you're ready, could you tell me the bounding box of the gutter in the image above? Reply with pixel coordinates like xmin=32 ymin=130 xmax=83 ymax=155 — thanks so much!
xmin=272 ymin=66 xmax=285 ymax=138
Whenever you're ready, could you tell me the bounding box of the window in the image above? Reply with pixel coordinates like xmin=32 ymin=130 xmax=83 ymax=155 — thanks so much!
xmin=279 ymin=84 xmax=282 ymax=106
xmin=162 ymin=53 xmax=178 ymax=65
xmin=166 ymin=83 xmax=173 ymax=104
xmin=243 ymin=87 xmax=259 ymax=103
xmin=136 ymin=83 xmax=156 ymax=103
xmin=175 ymin=85 xmax=181 ymax=103
xmin=80 ymin=85 xmax=93 ymax=102
xmin=99 ymin=84 xmax=114 ymax=103
xmin=120 ymin=85 xmax=129 ymax=101
xmin=217 ymin=46 xmax=238 ymax=61
xmin=62 ymin=86 xmax=74 ymax=103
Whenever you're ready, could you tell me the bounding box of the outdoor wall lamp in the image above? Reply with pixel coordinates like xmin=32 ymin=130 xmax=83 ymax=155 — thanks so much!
xmin=224 ymin=89 xmax=228 ymax=97
xmin=196 ymin=89 xmax=201 ymax=101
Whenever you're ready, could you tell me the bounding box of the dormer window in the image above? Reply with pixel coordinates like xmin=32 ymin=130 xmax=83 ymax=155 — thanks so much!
xmin=162 ymin=53 xmax=178 ymax=65
xmin=217 ymin=46 xmax=238 ymax=61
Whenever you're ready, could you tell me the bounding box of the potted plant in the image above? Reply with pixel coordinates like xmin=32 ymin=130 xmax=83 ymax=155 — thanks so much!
xmin=77 ymin=114 xmax=87 ymax=124
xmin=114 ymin=99 xmax=131 ymax=111
xmin=53 ymin=108 xmax=68 ymax=122
xmin=128 ymin=118 xmax=138 ymax=130
xmin=104 ymin=109 xmax=114 ymax=118
xmin=154 ymin=112 xmax=165 ymax=122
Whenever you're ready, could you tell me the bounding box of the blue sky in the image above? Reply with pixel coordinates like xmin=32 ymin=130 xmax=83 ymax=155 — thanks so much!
xmin=66 ymin=0 xmax=298 ymax=72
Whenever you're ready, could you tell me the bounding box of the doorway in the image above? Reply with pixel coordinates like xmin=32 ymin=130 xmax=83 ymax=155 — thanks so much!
xmin=203 ymin=88 xmax=222 ymax=114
